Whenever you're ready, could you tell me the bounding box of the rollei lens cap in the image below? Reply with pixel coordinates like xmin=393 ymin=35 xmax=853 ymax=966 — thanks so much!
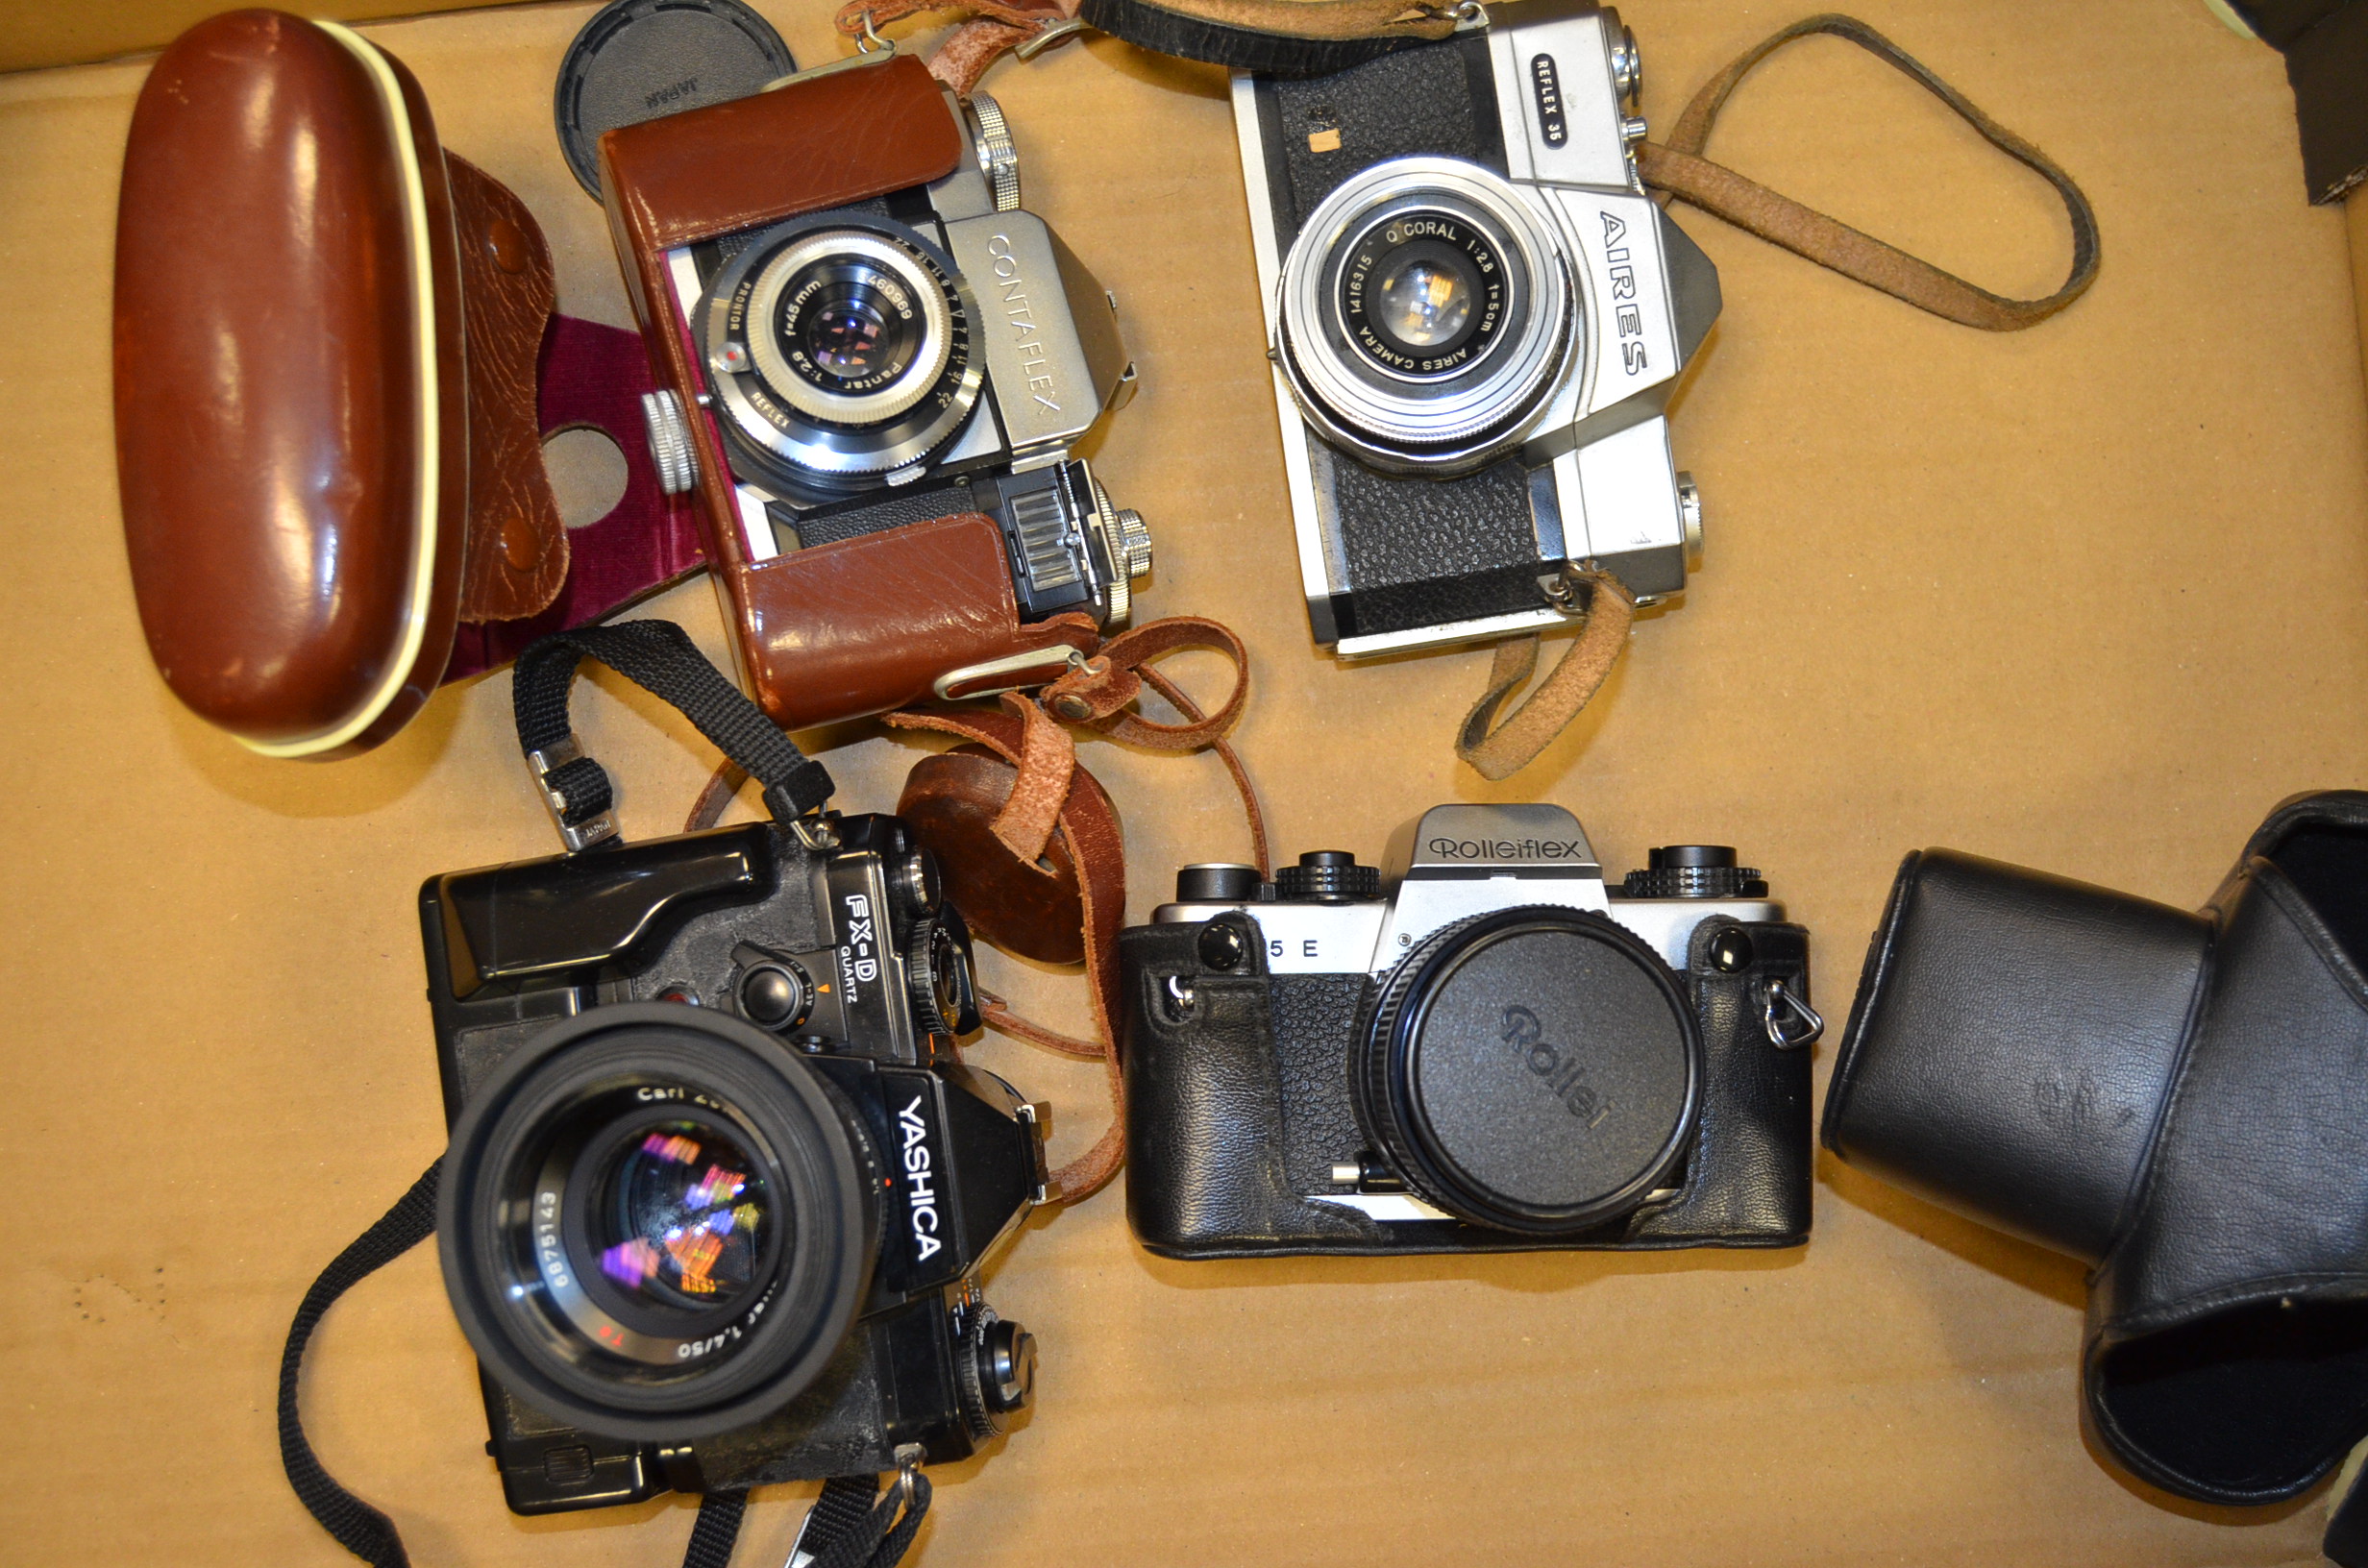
xmin=555 ymin=0 xmax=797 ymax=199
xmin=1356 ymin=909 xmax=1703 ymax=1234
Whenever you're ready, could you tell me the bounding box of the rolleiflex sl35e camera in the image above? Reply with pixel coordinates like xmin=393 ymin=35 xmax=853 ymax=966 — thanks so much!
xmin=1234 ymin=4 xmax=1720 ymax=656
xmin=600 ymin=53 xmax=1151 ymax=730
xmin=429 ymin=803 xmax=1046 ymax=1515
xmin=1119 ymin=805 xmax=1815 ymax=1258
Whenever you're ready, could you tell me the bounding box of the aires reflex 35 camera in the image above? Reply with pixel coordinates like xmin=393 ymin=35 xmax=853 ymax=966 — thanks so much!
xmin=1233 ymin=3 xmax=1720 ymax=657
xmin=1120 ymin=804 xmax=1815 ymax=1257
xmin=428 ymin=808 xmax=1046 ymax=1513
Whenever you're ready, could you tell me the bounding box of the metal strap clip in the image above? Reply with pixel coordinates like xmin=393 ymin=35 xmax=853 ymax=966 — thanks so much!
xmin=931 ymin=644 xmax=1090 ymax=702
xmin=1762 ymin=977 xmax=1824 ymax=1050
xmin=1015 ymin=16 xmax=1089 ymax=60
xmin=763 ymin=14 xmax=895 ymax=92
xmin=889 ymin=1443 xmax=924 ymax=1508
xmin=526 ymin=733 xmax=619 ymax=852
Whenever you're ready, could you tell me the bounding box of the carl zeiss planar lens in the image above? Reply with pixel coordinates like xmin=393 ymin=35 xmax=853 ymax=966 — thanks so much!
xmin=589 ymin=1116 xmax=773 ymax=1311
xmin=439 ymin=1003 xmax=878 ymax=1440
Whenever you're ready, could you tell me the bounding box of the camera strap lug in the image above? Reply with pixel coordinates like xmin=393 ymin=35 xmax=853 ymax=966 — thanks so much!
xmin=1163 ymin=973 xmax=1197 ymax=1018
xmin=783 ymin=1452 xmax=933 ymax=1568
xmin=1017 ymin=1101 xmax=1053 ymax=1204
xmin=528 ymin=734 xmax=621 ymax=852
xmin=1761 ymin=977 xmax=1824 ymax=1050
xmin=788 ymin=815 xmax=842 ymax=854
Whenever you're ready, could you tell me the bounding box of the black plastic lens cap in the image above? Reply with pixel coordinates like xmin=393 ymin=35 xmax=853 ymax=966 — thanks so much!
xmin=1358 ymin=909 xmax=1701 ymax=1234
xmin=555 ymin=0 xmax=797 ymax=199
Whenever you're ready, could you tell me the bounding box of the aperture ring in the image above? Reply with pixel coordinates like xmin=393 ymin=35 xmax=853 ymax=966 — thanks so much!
xmin=700 ymin=213 xmax=985 ymax=484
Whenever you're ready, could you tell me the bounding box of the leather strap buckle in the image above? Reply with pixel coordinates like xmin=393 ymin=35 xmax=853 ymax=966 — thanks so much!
xmin=931 ymin=645 xmax=1089 ymax=702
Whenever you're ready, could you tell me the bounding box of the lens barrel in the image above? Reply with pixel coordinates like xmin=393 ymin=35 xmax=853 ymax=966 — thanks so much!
xmin=1274 ymin=157 xmax=1573 ymax=475
xmin=1822 ymin=849 xmax=2210 ymax=1262
xmin=699 ymin=215 xmax=982 ymax=486
xmin=438 ymin=1003 xmax=880 ymax=1440
xmin=1352 ymin=907 xmax=1702 ymax=1234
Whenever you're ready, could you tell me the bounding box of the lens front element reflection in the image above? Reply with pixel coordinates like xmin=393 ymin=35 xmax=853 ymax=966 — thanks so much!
xmin=1376 ymin=257 xmax=1472 ymax=348
xmin=597 ymin=1119 xmax=772 ymax=1312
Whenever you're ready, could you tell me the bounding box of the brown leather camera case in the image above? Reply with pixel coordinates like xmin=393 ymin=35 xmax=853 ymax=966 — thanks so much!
xmin=114 ymin=10 xmax=563 ymax=756
xmin=596 ymin=55 xmax=1097 ymax=733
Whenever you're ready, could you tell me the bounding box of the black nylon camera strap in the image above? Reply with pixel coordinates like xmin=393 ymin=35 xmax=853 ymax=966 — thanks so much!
xmin=680 ymin=1489 xmax=752 ymax=1568
xmin=278 ymin=1164 xmax=925 ymax=1568
xmin=795 ymin=1472 xmax=935 ymax=1568
xmin=278 ymin=1160 xmax=442 ymax=1568
xmin=511 ymin=620 xmax=833 ymax=837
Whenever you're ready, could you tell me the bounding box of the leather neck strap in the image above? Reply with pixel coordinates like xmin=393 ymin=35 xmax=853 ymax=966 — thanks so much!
xmin=839 ymin=3 xmax=2099 ymax=335
xmin=1640 ymin=12 xmax=2100 ymax=331
xmin=833 ymin=0 xmax=1464 ymax=93
xmin=885 ymin=615 xmax=1264 ymax=1201
xmin=1455 ymin=571 xmax=1633 ymax=781
xmin=891 ymin=704 xmax=1135 ymax=1199
xmin=682 ymin=615 xmax=1264 ymax=1201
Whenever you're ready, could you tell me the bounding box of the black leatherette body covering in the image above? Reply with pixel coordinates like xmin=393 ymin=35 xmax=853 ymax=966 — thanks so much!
xmin=1119 ymin=913 xmax=1812 ymax=1258
xmin=1254 ymin=37 xmax=1506 ymax=243
xmin=1251 ymin=37 xmax=1549 ymax=638
xmin=1326 ymin=455 xmax=1543 ymax=635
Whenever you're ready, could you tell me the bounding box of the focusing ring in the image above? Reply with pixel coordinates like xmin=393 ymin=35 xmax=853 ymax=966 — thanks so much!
xmin=438 ymin=1002 xmax=880 ymax=1440
xmin=1275 ymin=156 xmax=1575 ymax=476
xmin=1351 ymin=907 xmax=1703 ymax=1235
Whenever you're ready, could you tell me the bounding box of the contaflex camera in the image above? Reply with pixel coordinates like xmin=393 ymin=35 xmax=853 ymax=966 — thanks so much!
xmin=599 ymin=53 xmax=1150 ymax=730
xmin=1119 ymin=804 xmax=1814 ymax=1257
xmin=1233 ymin=4 xmax=1719 ymax=656
xmin=429 ymin=732 xmax=1047 ymax=1513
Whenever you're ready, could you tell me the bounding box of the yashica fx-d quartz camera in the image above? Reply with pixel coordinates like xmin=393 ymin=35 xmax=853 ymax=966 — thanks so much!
xmin=1119 ymin=804 xmax=1816 ymax=1258
xmin=428 ymin=809 xmax=1047 ymax=1515
xmin=1233 ymin=4 xmax=1720 ymax=657
xmin=599 ymin=53 xmax=1150 ymax=730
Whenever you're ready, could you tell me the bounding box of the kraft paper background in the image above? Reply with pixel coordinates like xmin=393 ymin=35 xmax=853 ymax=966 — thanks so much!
xmin=1 ymin=2 xmax=2363 ymax=1563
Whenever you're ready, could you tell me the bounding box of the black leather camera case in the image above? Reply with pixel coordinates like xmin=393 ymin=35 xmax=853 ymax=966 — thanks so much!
xmin=1825 ymin=790 xmax=2368 ymax=1507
